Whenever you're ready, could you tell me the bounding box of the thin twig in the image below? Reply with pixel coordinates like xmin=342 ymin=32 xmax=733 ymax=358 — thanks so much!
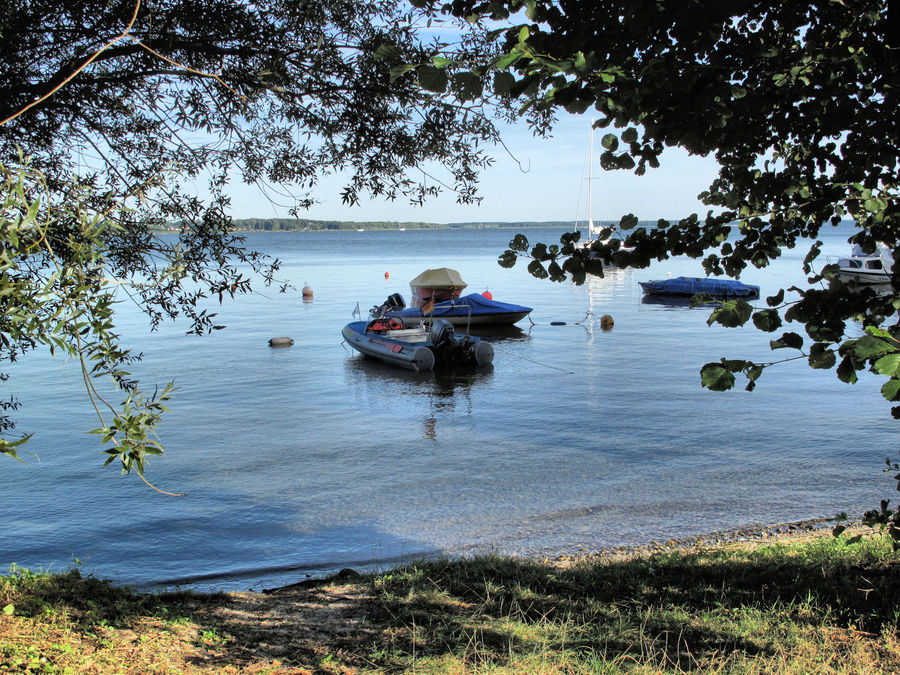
xmin=0 ymin=0 xmax=143 ymax=127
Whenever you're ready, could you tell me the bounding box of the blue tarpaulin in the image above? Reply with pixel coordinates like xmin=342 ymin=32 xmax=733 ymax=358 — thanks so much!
xmin=638 ymin=276 xmax=760 ymax=297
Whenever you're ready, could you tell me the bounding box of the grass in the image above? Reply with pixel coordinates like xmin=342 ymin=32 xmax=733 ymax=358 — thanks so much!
xmin=1 ymin=531 xmax=899 ymax=673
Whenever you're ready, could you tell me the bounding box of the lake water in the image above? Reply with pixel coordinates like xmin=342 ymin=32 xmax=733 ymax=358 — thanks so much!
xmin=1 ymin=224 xmax=895 ymax=592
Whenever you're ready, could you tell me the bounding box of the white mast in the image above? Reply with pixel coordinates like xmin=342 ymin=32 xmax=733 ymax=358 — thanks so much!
xmin=587 ymin=121 xmax=595 ymax=241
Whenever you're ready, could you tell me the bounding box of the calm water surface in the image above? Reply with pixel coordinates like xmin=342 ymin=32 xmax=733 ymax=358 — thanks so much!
xmin=1 ymin=225 xmax=895 ymax=591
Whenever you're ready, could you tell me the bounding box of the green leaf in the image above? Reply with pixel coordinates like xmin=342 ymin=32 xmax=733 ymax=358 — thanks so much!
xmin=573 ymin=51 xmax=587 ymax=72
xmin=689 ymin=292 xmax=717 ymax=307
xmin=493 ymin=71 xmax=515 ymax=95
xmin=882 ymin=378 xmax=900 ymax=402
xmin=2 ymin=604 xmax=13 ymax=616
xmin=417 ymin=65 xmax=448 ymax=93
xmin=874 ymin=353 xmax=900 ymax=377
xmin=373 ymin=44 xmax=401 ymax=61
xmin=548 ymin=260 xmax=566 ymax=282
xmin=707 ymin=300 xmax=753 ymax=327
xmin=451 ymin=72 xmax=483 ymax=101
xmin=527 ymin=259 xmax=548 ymax=279
xmin=852 ymin=335 xmax=896 ymax=361
xmin=770 ymin=332 xmax=804 ymax=350
xmin=618 ymin=214 xmax=638 ymax=230
xmin=701 ymin=363 xmax=735 ymax=391
xmin=389 ymin=64 xmax=416 ymax=82
xmin=509 ymin=233 xmax=529 ymax=251
xmin=752 ymin=308 xmax=782 ymax=332
xmin=621 ymin=127 xmax=638 ymax=143
xmin=837 ymin=355 xmax=860 ymax=384
xmin=489 ymin=53 xmax=520 ymax=71
xmin=601 ymin=133 xmax=619 ymax=151
xmin=808 ymin=343 xmax=836 ymax=369
xmin=766 ymin=289 xmax=785 ymax=307
xmin=530 ymin=242 xmax=551 ymax=261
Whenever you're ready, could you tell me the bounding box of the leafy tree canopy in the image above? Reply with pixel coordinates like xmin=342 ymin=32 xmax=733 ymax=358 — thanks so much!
xmin=418 ymin=0 xmax=898 ymax=395
xmin=0 ymin=0 xmax=522 ymax=481
xmin=413 ymin=0 xmax=900 ymax=531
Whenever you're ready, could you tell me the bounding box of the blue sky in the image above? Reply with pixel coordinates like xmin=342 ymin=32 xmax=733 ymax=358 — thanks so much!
xmin=227 ymin=112 xmax=721 ymax=225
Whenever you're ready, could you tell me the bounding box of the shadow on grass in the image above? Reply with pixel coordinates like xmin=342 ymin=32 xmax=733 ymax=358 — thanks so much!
xmin=2 ymin=535 xmax=899 ymax=672
xmin=364 ymin=536 xmax=900 ymax=671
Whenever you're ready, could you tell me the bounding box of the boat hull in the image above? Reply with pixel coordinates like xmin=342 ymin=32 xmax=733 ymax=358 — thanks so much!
xmin=386 ymin=293 xmax=532 ymax=326
xmin=832 ymin=245 xmax=893 ymax=285
xmin=342 ymin=320 xmax=493 ymax=371
xmin=836 ymin=269 xmax=891 ymax=284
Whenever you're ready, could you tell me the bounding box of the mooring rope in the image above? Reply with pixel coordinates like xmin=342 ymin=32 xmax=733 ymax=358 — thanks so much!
xmin=527 ymin=310 xmax=612 ymax=328
xmin=489 ymin=343 xmax=576 ymax=374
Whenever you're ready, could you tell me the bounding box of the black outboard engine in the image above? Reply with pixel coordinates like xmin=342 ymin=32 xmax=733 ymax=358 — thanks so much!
xmin=386 ymin=292 xmax=406 ymax=309
xmin=429 ymin=319 xmax=491 ymax=367
xmin=429 ymin=319 xmax=458 ymax=349
xmin=370 ymin=292 xmax=406 ymax=319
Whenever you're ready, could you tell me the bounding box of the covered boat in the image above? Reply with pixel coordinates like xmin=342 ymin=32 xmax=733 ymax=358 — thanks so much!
xmin=380 ymin=268 xmax=533 ymax=326
xmin=639 ymin=276 xmax=760 ymax=298
xmin=381 ymin=292 xmax=532 ymax=326
xmin=408 ymin=268 xmax=468 ymax=307
xmin=342 ymin=317 xmax=493 ymax=371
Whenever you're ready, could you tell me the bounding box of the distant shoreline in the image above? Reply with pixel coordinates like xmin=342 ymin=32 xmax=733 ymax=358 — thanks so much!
xmin=156 ymin=219 xmax=603 ymax=233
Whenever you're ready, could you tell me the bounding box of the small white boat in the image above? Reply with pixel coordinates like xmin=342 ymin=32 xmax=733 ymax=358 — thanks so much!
xmin=576 ymin=121 xmax=629 ymax=259
xmin=582 ymin=123 xmax=604 ymax=248
xmin=834 ymin=243 xmax=893 ymax=284
xmin=342 ymin=318 xmax=493 ymax=371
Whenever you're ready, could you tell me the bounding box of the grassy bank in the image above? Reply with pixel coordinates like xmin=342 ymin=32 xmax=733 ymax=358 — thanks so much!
xmin=2 ymin=531 xmax=899 ymax=673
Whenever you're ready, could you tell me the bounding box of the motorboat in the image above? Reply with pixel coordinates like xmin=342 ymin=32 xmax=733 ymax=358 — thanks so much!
xmin=638 ymin=276 xmax=760 ymax=298
xmin=833 ymin=243 xmax=893 ymax=284
xmin=342 ymin=317 xmax=493 ymax=371
xmin=374 ymin=268 xmax=532 ymax=326
xmin=381 ymin=293 xmax=532 ymax=326
xmin=408 ymin=268 xmax=469 ymax=306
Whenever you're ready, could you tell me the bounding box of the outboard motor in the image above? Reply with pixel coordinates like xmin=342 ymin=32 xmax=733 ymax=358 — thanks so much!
xmin=370 ymin=292 xmax=406 ymax=319
xmin=429 ymin=319 xmax=458 ymax=349
xmin=385 ymin=292 xmax=406 ymax=309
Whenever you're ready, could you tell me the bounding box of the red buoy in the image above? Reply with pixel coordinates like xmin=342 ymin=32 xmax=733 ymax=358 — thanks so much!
xmin=482 ymin=289 xmax=493 ymax=300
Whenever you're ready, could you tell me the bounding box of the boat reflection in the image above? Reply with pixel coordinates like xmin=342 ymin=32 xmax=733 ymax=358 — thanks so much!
xmin=467 ymin=324 xmax=531 ymax=341
xmin=343 ymin=355 xmax=493 ymax=441
xmin=639 ymin=294 xmax=719 ymax=309
xmin=582 ymin=269 xmax=632 ymax=341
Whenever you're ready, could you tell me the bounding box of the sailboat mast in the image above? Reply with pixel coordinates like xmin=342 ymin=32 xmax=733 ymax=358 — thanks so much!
xmin=587 ymin=121 xmax=594 ymax=240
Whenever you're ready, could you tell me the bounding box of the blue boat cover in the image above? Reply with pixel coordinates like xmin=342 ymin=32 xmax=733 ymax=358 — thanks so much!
xmin=388 ymin=293 xmax=532 ymax=319
xmin=638 ymin=276 xmax=760 ymax=297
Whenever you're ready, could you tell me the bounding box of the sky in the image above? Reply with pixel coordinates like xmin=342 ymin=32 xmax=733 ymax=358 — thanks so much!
xmin=225 ymin=112 xmax=722 ymax=225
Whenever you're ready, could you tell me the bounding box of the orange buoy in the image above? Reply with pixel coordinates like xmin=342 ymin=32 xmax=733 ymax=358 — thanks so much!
xmin=385 ymin=271 xmax=390 ymax=279
xmin=482 ymin=289 xmax=493 ymax=300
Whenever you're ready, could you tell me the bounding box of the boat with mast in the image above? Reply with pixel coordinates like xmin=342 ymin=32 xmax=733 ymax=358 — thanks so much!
xmin=579 ymin=120 xmax=620 ymax=254
xmin=583 ymin=121 xmax=604 ymax=246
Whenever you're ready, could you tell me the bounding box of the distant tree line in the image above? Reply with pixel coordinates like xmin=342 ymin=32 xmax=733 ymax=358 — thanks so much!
xmin=228 ymin=219 xmax=579 ymax=231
